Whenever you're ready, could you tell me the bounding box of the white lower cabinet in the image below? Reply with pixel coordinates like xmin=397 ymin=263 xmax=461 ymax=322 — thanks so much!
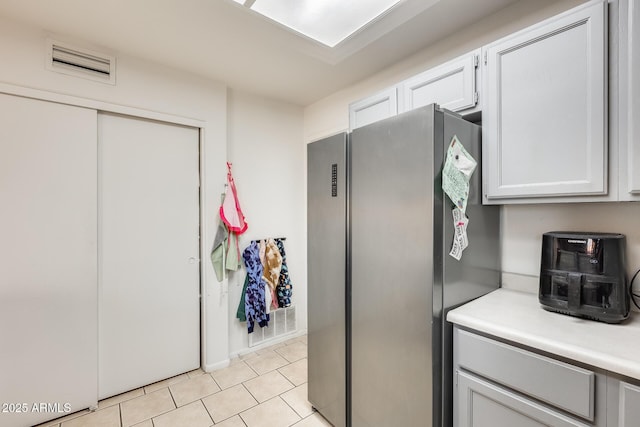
xmin=454 ymin=326 xmax=640 ymax=427
xmin=482 ymin=0 xmax=608 ymax=203
xmin=457 ymin=371 xmax=590 ymax=427
xmin=619 ymin=380 xmax=640 ymax=426
xmin=453 ymin=327 xmax=607 ymax=427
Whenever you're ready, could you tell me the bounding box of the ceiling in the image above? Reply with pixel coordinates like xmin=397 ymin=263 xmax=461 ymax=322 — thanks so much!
xmin=0 ymin=0 xmax=522 ymax=106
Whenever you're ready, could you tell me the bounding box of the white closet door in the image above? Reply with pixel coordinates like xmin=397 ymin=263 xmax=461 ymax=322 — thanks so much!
xmin=98 ymin=112 xmax=200 ymax=399
xmin=0 ymin=93 xmax=98 ymax=427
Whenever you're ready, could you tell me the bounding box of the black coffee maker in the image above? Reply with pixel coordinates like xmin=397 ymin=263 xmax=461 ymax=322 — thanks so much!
xmin=539 ymin=231 xmax=629 ymax=323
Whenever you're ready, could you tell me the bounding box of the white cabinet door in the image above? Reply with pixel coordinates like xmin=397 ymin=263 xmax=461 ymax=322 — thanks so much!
xmin=400 ymin=49 xmax=479 ymax=113
xmin=483 ymin=0 xmax=607 ymax=202
xmin=619 ymin=381 xmax=640 ymax=426
xmin=0 ymin=93 xmax=98 ymax=427
xmin=98 ymin=112 xmax=200 ymax=399
xmin=348 ymin=87 xmax=397 ymax=130
xmin=619 ymin=0 xmax=640 ymax=200
xmin=456 ymin=371 xmax=591 ymax=427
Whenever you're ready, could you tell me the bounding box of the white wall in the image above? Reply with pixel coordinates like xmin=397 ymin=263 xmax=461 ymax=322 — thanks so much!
xmin=226 ymin=90 xmax=306 ymax=355
xmin=502 ymin=204 xmax=640 ymax=297
xmin=304 ymin=0 xmax=640 ymax=303
xmin=0 ymin=16 xmax=232 ymax=369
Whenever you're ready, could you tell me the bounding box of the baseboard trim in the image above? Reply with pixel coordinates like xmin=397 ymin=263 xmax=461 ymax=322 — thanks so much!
xmin=229 ymin=329 xmax=307 ymax=360
xmin=202 ymin=358 xmax=231 ymax=373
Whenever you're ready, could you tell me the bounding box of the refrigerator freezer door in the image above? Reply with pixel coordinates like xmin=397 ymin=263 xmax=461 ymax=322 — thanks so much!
xmin=440 ymin=113 xmax=501 ymax=427
xmin=307 ymin=133 xmax=348 ymax=427
xmin=350 ymin=106 xmax=437 ymax=426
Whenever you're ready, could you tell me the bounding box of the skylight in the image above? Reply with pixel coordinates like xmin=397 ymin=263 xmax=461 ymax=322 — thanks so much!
xmin=232 ymin=0 xmax=403 ymax=47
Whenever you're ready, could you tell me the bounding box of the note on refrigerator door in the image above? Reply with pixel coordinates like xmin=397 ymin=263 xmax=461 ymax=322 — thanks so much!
xmin=449 ymin=207 xmax=469 ymax=261
xmin=442 ymin=135 xmax=477 ymax=215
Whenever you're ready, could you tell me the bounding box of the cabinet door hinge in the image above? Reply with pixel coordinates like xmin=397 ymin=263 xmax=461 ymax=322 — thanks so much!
xmin=474 ymin=92 xmax=479 ymax=105
xmin=455 ymin=370 xmax=459 ymax=388
xmin=484 ymin=51 xmax=488 ymax=66
xmin=474 ymin=54 xmax=479 ymax=68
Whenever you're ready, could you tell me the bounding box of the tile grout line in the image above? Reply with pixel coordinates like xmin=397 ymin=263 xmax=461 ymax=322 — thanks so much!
xmin=240 ymin=381 xmax=263 ymax=407
xmin=209 ymin=371 xmax=224 ymax=391
xmin=236 ymin=409 xmax=250 ymax=427
xmin=244 ymin=359 xmax=261 ymax=377
xmin=161 ymin=385 xmax=179 ymax=425
xmin=166 ymin=386 xmax=179 ymax=414
xmin=196 ymin=397 xmax=214 ymax=427
xmin=279 ymin=389 xmax=307 ymax=421
xmin=199 ymin=396 xmax=216 ymax=426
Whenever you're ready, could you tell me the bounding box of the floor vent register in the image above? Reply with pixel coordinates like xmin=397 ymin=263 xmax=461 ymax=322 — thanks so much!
xmin=248 ymin=305 xmax=297 ymax=347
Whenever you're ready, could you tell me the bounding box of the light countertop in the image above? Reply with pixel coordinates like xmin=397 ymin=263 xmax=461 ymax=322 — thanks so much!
xmin=447 ymin=288 xmax=640 ymax=381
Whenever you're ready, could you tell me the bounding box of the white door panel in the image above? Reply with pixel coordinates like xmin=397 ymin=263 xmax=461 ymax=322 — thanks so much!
xmin=0 ymin=93 xmax=98 ymax=427
xmin=620 ymin=0 xmax=640 ymax=199
xmin=98 ymin=112 xmax=200 ymax=399
xmin=349 ymin=87 xmax=398 ymax=130
xmin=400 ymin=50 xmax=478 ymax=113
xmin=483 ymin=0 xmax=607 ymax=201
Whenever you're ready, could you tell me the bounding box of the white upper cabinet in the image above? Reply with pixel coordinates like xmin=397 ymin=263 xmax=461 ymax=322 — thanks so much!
xmin=619 ymin=0 xmax=640 ymax=200
xmin=348 ymin=49 xmax=481 ymax=130
xmin=400 ymin=49 xmax=480 ymax=114
xmin=482 ymin=0 xmax=608 ymax=203
xmin=349 ymin=87 xmax=397 ymax=130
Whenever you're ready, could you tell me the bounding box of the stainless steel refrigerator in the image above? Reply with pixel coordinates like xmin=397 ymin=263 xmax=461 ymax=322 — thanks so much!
xmin=307 ymin=104 xmax=501 ymax=427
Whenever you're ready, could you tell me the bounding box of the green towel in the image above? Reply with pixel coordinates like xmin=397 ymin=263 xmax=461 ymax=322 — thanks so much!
xmin=236 ymin=274 xmax=249 ymax=322
xmin=226 ymin=231 xmax=242 ymax=272
xmin=210 ymin=223 xmax=228 ymax=282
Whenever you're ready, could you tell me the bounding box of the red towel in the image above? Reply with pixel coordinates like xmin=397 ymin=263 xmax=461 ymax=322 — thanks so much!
xmin=220 ymin=162 xmax=248 ymax=234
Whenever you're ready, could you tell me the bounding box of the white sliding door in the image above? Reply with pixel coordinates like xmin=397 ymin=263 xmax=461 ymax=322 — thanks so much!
xmin=0 ymin=93 xmax=98 ymax=427
xmin=98 ymin=112 xmax=200 ymax=399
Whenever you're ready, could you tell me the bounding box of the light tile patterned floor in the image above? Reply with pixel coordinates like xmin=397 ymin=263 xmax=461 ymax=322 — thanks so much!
xmin=37 ymin=335 xmax=332 ymax=427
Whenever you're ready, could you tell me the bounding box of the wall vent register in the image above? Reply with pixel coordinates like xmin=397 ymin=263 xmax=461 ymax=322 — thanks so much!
xmin=248 ymin=305 xmax=297 ymax=347
xmin=46 ymin=39 xmax=116 ymax=85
